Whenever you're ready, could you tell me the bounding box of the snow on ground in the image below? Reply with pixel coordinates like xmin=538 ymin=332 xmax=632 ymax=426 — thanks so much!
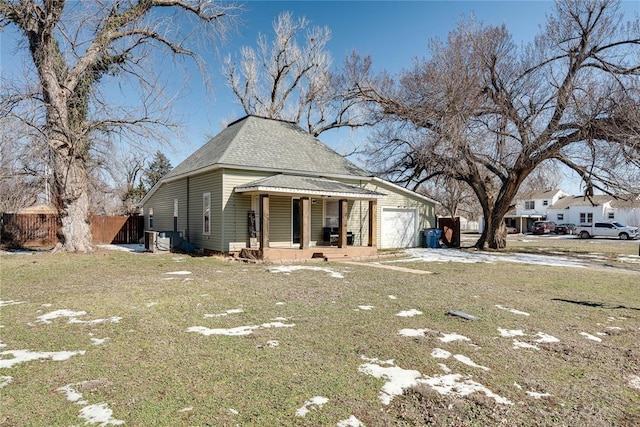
xmin=359 ymin=358 xmax=513 ymax=406
xmin=97 ymin=244 xmax=144 ymax=253
xmin=0 ymin=300 xmax=25 ymax=308
xmin=0 ymin=349 xmax=85 ymax=368
xmin=398 ymin=248 xmax=588 ymax=268
xmin=35 ymin=309 xmax=121 ymax=325
xmin=204 ymin=308 xmax=244 ymax=318
xmin=78 ymin=403 xmax=124 ymax=426
xmin=395 ymin=309 xmax=422 ymax=317
xmin=337 ymin=415 xmax=365 ymax=427
xmin=580 ymin=332 xmax=603 ymax=342
xmin=269 ymin=265 xmax=345 ymax=279
xmin=187 ymin=320 xmax=295 ymax=336
xmin=495 ymin=305 xmax=530 ymax=316
xmin=295 ymin=396 xmax=329 ymax=417
xmin=0 ymin=376 xmax=13 ymax=388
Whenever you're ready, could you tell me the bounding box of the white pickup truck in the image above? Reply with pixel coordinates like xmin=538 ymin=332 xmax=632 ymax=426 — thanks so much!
xmin=575 ymin=221 xmax=639 ymax=240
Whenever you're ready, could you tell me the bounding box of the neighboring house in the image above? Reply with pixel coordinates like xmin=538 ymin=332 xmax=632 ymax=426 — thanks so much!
xmin=504 ymin=189 xmax=569 ymax=232
xmin=547 ymin=195 xmax=640 ymax=227
xmin=141 ymin=115 xmax=437 ymax=261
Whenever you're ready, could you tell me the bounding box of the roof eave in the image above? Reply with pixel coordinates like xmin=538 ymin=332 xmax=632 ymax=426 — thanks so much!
xmin=234 ymin=185 xmax=386 ymax=200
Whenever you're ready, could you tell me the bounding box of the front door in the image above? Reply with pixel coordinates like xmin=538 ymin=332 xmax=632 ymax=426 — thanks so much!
xmin=292 ymin=198 xmax=301 ymax=244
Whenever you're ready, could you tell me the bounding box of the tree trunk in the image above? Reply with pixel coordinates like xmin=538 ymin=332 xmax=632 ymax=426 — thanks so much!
xmin=52 ymin=148 xmax=93 ymax=253
xmin=475 ymin=205 xmax=508 ymax=250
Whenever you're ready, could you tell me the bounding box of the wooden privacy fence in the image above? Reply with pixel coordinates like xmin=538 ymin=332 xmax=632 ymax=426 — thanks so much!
xmin=1 ymin=213 xmax=144 ymax=247
xmin=90 ymin=215 xmax=144 ymax=244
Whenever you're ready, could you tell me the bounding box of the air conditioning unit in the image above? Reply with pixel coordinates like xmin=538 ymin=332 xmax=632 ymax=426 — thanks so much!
xmin=144 ymin=231 xmax=158 ymax=252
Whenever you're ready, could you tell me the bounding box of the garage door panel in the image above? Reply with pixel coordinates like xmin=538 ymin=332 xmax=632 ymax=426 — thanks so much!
xmin=381 ymin=208 xmax=417 ymax=249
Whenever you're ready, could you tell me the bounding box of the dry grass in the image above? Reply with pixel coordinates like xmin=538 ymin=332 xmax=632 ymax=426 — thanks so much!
xmin=1 ymin=240 xmax=639 ymax=426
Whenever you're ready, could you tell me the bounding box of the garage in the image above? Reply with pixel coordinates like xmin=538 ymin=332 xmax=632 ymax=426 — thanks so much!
xmin=381 ymin=208 xmax=418 ymax=248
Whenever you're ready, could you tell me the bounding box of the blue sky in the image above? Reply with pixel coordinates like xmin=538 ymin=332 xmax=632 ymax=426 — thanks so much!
xmin=178 ymin=0 xmax=560 ymax=161
xmin=2 ymin=1 xmax=639 ymax=193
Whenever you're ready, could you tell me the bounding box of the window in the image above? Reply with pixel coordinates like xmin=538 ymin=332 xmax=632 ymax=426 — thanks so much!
xmin=148 ymin=208 xmax=154 ymax=229
xmin=525 ymin=201 xmax=535 ymax=210
xmin=543 ymin=200 xmax=548 ymax=206
xmin=579 ymin=212 xmax=593 ymax=223
xmin=203 ymin=193 xmax=211 ymax=235
xmin=557 ymin=213 xmax=564 ymax=221
xmin=607 ymin=212 xmax=615 ymax=219
xmin=174 ymin=199 xmax=179 ymax=218
xmin=325 ymin=200 xmax=339 ymax=227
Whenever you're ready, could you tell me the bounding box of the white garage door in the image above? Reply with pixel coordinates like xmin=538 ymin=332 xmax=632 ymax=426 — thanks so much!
xmin=381 ymin=208 xmax=418 ymax=249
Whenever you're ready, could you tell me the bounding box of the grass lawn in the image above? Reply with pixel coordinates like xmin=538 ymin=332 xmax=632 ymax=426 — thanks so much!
xmin=1 ymin=239 xmax=639 ymax=426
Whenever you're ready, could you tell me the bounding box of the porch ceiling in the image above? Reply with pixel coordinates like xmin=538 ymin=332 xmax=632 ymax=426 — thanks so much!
xmin=234 ymin=174 xmax=386 ymax=200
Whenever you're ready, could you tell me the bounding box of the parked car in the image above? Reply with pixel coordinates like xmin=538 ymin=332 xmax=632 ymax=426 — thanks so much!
xmin=532 ymin=221 xmax=556 ymax=235
xmin=555 ymin=223 xmax=576 ymax=234
xmin=575 ymin=222 xmax=639 ymax=240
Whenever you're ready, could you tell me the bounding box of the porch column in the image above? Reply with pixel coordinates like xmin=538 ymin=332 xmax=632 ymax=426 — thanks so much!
xmin=338 ymin=199 xmax=348 ymax=248
xmin=368 ymin=200 xmax=377 ymax=247
xmin=300 ymin=197 xmax=310 ymax=250
xmin=260 ymin=194 xmax=270 ymax=249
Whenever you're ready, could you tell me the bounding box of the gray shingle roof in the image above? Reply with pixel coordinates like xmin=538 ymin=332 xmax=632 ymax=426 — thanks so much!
xmin=235 ymin=175 xmax=386 ymax=199
xmin=164 ymin=115 xmax=368 ymax=180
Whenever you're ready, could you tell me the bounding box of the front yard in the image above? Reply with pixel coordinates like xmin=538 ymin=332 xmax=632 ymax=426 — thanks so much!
xmin=1 ymin=239 xmax=639 ymax=426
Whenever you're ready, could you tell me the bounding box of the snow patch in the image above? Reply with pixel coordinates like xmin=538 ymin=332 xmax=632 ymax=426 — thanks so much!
xmin=534 ymin=332 xmax=560 ymax=343
xmin=495 ymin=305 xmax=530 ymax=316
xmin=439 ymin=333 xmax=470 ymax=343
xmin=0 ymin=349 xmax=85 ymax=368
xmin=526 ymin=391 xmax=552 ymax=399
xmin=178 ymin=407 xmax=193 ymax=413
xmin=498 ymin=328 xmax=525 ymax=337
xmin=580 ymin=332 xmax=602 ymax=342
xmin=337 ymin=415 xmax=364 ymax=426
xmin=388 ymin=295 xmax=397 ymax=300
xmin=512 ymin=340 xmax=540 ymax=350
xmin=359 ymin=359 xmax=512 ymax=406
xmin=431 ymin=348 xmax=452 ymax=359
xmin=453 ymin=354 xmax=490 ymax=371
xmin=0 ymin=376 xmax=13 ymax=388
xmin=270 ymin=265 xmax=344 ymax=279
xmin=401 ymin=248 xmax=587 ymax=268
xmin=37 ymin=309 xmax=87 ymax=324
xmin=0 ymin=300 xmax=25 ymax=308
xmin=187 ymin=321 xmax=295 ymax=337
xmin=164 ymin=271 xmax=191 ymax=275
xmin=398 ymin=328 xmax=427 ymax=337
xmin=295 ymin=396 xmax=329 ymax=417
xmin=78 ymin=403 xmax=124 ymax=426
xmin=91 ymin=337 xmax=109 ymax=346
xmin=627 ymin=374 xmax=640 ymax=390
xmin=204 ymin=308 xmax=244 ymax=318
xmin=357 ymin=305 xmax=374 ymax=311
xmin=395 ymin=309 xmax=422 ymax=317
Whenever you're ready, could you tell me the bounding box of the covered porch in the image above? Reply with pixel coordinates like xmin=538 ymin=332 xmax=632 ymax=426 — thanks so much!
xmin=234 ymin=175 xmax=385 ymax=261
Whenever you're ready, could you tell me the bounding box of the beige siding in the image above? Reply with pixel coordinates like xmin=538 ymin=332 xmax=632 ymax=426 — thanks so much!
xmin=269 ymin=195 xmax=292 ymax=247
xmin=185 ymin=170 xmax=223 ymax=251
xmin=222 ymin=170 xmax=273 ymax=251
xmin=143 ymin=180 xmax=188 ymax=234
xmin=310 ymin=198 xmax=323 ymax=245
xmin=364 ymin=180 xmax=436 ymax=247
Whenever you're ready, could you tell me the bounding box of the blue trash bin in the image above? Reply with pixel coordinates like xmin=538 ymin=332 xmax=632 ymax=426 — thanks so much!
xmin=432 ymin=229 xmax=442 ymax=248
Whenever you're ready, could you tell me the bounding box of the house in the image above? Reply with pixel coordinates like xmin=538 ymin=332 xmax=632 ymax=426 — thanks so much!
xmin=141 ymin=116 xmax=437 ymax=261
xmin=503 ymin=189 xmax=569 ymax=233
xmin=546 ymin=195 xmax=640 ymax=227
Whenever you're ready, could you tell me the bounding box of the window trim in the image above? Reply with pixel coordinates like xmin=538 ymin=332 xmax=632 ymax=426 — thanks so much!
xmin=148 ymin=208 xmax=154 ymax=230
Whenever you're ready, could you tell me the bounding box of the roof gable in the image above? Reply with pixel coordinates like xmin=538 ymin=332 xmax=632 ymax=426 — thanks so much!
xmin=164 ymin=115 xmax=368 ymax=180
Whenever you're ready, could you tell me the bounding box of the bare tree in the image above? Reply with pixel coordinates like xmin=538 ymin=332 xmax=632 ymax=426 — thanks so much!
xmin=224 ymin=12 xmax=375 ymax=137
xmin=0 ymin=0 xmax=239 ymax=252
xmin=356 ymin=0 xmax=640 ymax=249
